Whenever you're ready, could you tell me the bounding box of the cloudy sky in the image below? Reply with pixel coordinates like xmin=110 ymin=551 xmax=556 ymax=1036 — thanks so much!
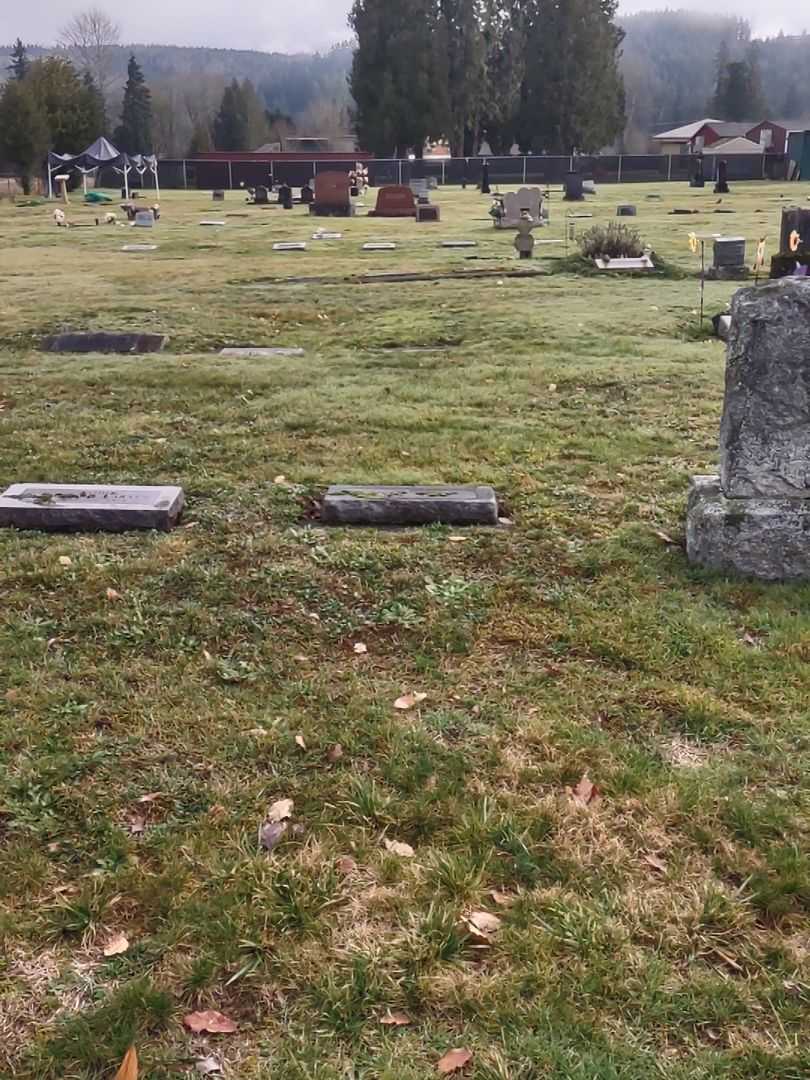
xmin=1 ymin=1 xmax=807 ymax=54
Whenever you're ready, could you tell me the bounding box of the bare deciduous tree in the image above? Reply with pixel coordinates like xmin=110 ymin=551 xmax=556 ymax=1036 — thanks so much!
xmin=59 ymin=7 xmax=120 ymax=99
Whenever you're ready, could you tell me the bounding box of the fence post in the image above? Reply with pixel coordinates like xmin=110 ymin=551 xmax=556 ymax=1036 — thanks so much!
xmin=522 ymin=156 xmax=527 ymax=183
xmin=617 ymin=155 xmax=622 ymax=183
xmin=441 ymin=160 xmax=445 ymax=186
xmin=228 ymin=161 xmax=233 ymax=190
xmin=667 ymin=155 xmax=673 ymax=181
xmin=182 ymin=160 xmax=188 ymax=190
xmin=398 ymin=159 xmax=403 ymax=184
xmin=313 ymin=160 xmax=318 ymax=177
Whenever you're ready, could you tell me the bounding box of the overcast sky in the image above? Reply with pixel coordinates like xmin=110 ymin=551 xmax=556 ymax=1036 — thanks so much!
xmin=1 ymin=1 xmax=807 ymax=55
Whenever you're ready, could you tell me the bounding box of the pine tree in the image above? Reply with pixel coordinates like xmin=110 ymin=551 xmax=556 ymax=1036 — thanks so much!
xmin=8 ymin=38 xmax=29 ymax=80
xmin=437 ymin=0 xmax=487 ymax=157
xmin=213 ymin=80 xmax=249 ymax=151
xmin=81 ymin=71 xmax=107 ymax=134
xmin=0 ymin=78 xmax=49 ymax=193
xmin=349 ymin=0 xmax=448 ymax=157
xmin=26 ymin=57 xmax=101 ymax=152
xmin=187 ymin=121 xmax=213 ymax=157
xmin=114 ymin=55 xmax=153 ymax=154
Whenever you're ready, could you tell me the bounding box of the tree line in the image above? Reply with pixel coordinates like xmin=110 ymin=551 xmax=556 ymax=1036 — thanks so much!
xmin=349 ymin=0 xmax=626 ymax=157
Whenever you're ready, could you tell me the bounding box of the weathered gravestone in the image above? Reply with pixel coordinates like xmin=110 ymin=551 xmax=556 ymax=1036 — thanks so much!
xmin=0 ymin=483 xmax=185 ymax=532
xmin=273 ymin=242 xmax=307 ymax=251
xmin=322 ymin=484 xmax=498 ymax=526
xmin=770 ymin=207 xmax=810 ymax=278
xmin=368 ymin=186 xmax=417 ymax=218
xmin=362 ymin=242 xmax=397 ymax=251
xmin=708 ymin=237 xmax=747 ymax=280
xmin=42 ymin=332 xmax=167 ymax=354
xmin=310 ymin=172 xmax=353 ymax=217
xmin=219 ymin=347 xmax=305 ymax=358
xmin=496 ymin=188 xmax=543 ymax=229
xmin=617 ymin=205 xmax=637 ymax=217
xmin=687 ymin=278 xmax=810 ymax=579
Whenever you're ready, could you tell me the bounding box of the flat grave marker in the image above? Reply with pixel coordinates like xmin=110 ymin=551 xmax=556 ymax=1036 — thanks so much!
xmin=312 ymin=231 xmax=343 ymax=240
xmin=41 ymin=332 xmax=167 ymax=354
xmin=594 ymin=255 xmax=654 ymax=272
xmin=362 ymin=242 xmax=397 ymax=251
xmin=0 ymin=483 xmax=185 ymax=532
xmin=122 ymin=244 xmax=158 ymax=253
xmin=219 ymin=347 xmax=305 ymax=358
xmin=273 ymin=242 xmax=307 ymax=251
xmin=199 ymin=220 xmax=226 ymax=227
xmin=322 ymin=484 xmax=498 ymax=526
xmin=441 ymin=240 xmax=478 ymax=248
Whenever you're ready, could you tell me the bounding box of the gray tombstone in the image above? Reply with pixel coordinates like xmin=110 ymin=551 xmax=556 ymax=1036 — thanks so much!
xmin=708 ymin=237 xmax=748 ymax=280
xmin=219 ymin=347 xmax=304 ymax=358
xmin=134 ymin=210 xmax=154 ymax=228
xmin=617 ymin=205 xmax=637 ymax=217
xmin=322 ymin=484 xmax=498 ymax=526
xmin=0 ymin=483 xmax=185 ymax=532
xmin=687 ymin=278 xmax=810 ymax=578
xmin=273 ymin=242 xmax=307 ymax=251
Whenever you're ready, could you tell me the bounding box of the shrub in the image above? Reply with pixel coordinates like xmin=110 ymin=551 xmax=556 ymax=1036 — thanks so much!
xmin=579 ymin=222 xmax=644 ymax=260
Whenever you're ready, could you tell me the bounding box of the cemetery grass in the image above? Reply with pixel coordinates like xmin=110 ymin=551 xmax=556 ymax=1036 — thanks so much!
xmin=2 ymin=183 xmax=810 ymax=1079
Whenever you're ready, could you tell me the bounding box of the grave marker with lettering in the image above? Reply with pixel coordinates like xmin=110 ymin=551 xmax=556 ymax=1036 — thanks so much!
xmin=0 ymin=484 xmax=185 ymax=532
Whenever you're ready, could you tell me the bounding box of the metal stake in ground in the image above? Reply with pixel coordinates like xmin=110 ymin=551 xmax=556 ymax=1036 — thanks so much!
xmin=688 ymin=232 xmax=707 ymax=326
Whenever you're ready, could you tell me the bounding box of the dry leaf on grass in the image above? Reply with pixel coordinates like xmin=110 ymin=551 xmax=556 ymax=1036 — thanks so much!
xmin=653 ymin=529 xmax=677 ymax=545
xmin=114 ymin=1045 xmax=138 ymax=1080
xmin=106 ymin=587 xmax=123 ymax=601
xmin=643 ymin=853 xmax=668 ymax=874
xmin=195 ymin=1056 xmax=222 ymax=1075
xmin=103 ymin=932 xmax=130 ymax=957
xmin=137 ymin=792 xmax=162 ymax=804
xmin=570 ymin=775 xmax=600 ymax=805
xmin=259 ymin=820 xmax=288 ymax=852
xmin=294 ymin=734 xmax=307 ymax=750
xmin=183 ymin=1010 xmax=238 ymax=1034
xmin=326 ymin=743 xmax=344 ymax=762
xmin=466 ymin=910 xmax=502 ymax=935
xmin=380 ymin=1010 xmax=412 ymax=1026
xmin=267 ymin=798 xmax=294 ymax=823
xmin=274 ymin=475 xmax=287 ymax=484
xmin=353 ymin=642 xmax=368 ymax=655
xmin=127 ymin=814 xmax=146 ymax=836
xmin=384 ymin=838 xmax=415 ymax=858
xmin=58 ymin=556 xmax=72 ymax=567
xmin=394 ymin=691 xmax=427 ymax=711
xmin=437 ymin=1048 xmax=472 ymax=1074
xmin=490 ymin=890 xmax=514 ymax=907
xmin=336 ymin=855 xmax=357 ymax=874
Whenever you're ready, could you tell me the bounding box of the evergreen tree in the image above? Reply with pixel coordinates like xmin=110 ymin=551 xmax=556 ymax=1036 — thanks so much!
xmin=26 ymin=57 xmax=101 ymax=152
xmin=9 ymin=38 xmax=29 ymax=80
xmin=712 ymin=47 xmax=767 ymax=121
xmin=114 ymin=54 xmax=153 ymax=154
xmin=436 ymin=0 xmax=487 ymax=157
xmin=187 ymin=120 xmax=213 ymax=156
xmin=213 ymin=80 xmax=249 ymax=150
xmin=349 ymin=0 xmax=448 ymax=157
xmin=82 ymin=71 xmax=107 ymax=134
xmin=0 ymin=78 xmax=49 ymax=193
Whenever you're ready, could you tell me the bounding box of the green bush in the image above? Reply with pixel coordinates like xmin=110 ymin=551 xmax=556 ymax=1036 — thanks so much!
xmin=579 ymin=222 xmax=645 ymax=260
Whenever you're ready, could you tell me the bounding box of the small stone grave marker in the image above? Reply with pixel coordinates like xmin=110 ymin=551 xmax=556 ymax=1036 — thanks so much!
xmin=322 ymin=484 xmax=498 ymax=526
xmin=200 ymin=220 xmax=226 ymax=227
xmin=273 ymin=242 xmax=307 ymax=251
xmin=122 ymin=244 xmax=158 ymax=253
xmin=0 ymin=483 xmax=185 ymax=532
xmin=219 ymin=347 xmax=305 ymax=358
xmin=312 ymin=231 xmax=343 ymax=240
xmin=441 ymin=240 xmax=477 ymax=248
xmin=41 ymin=332 xmax=167 ymax=354
xmin=134 ymin=210 xmax=154 ymax=228
xmin=594 ymin=255 xmax=654 ymax=272
xmin=362 ymin=242 xmax=397 ymax=251
xmin=617 ymin=205 xmax=637 ymax=217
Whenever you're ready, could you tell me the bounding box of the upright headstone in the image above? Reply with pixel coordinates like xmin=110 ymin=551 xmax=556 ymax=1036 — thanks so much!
xmin=564 ymin=173 xmax=584 ymax=201
xmin=480 ymin=161 xmax=491 ymax=195
xmin=278 ymin=183 xmax=293 ymax=210
xmin=310 ymin=172 xmax=352 ymax=216
xmin=498 ymin=188 xmax=543 ymax=228
xmin=714 ymin=159 xmax=730 ymax=195
xmin=686 ymin=278 xmax=810 ymax=579
xmin=690 ymin=156 xmax=705 ymax=188
xmin=708 ymin=237 xmax=747 ymax=280
xmin=368 ymin=186 xmax=417 ymax=218
xmin=769 ymin=207 xmax=810 ymax=278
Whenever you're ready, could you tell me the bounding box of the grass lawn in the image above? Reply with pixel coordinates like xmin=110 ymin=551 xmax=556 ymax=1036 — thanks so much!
xmin=1 ymin=180 xmax=810 ymax=1079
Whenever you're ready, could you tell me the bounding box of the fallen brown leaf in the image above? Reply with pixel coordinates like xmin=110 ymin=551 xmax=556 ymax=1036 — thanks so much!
xmin=336 ymin=855 xmax=357 ymax=874
xmin=394 ymin=691 xmax=427 ymax=711
xmin=114 ymin=1045 xmax=138 ymax=1080
xmin=259 ymin=820 xmax=288 ymax=852
xmin=106 ymin=587 xmax=123 ymax=601
xmin=294 ymin=734 xmax=307 ymax=750
xmin=326 ymin=743 xmax=344 ymax=763
xmin=437 ymin=1048 xmax=472 ymax=1074
xmin=353 ymin=642 xmax=368 ymax=655
xmin=103 ymin=932 xmax=130 ymax=957
xmin=570 ymin=775 xmax=600 ymax=805
xmin=195 ymin=1056 xmax=222 ymax=1075
xmin=490 ymin=890 xmax=514 ymax=907
xmin=127 ymin=814 xmax=146 ymax=836
xmin=653 ymin=529 xmax=677 ymax=545
xmin=643 ymin=853 xmax=668 ymax=875
xmin=136 ymin=792 xmax=162 ymax=804
xmin=267 ymin=798 xmax=294 ymax=823
xmin=183 ymin=1010 xmax=238 ymax=1034
xmin=466 ymin=910 xmax=502 ymax=935
xmin=380 ymin=1010 xmax=412 ymax=1027
xmin=384 ymin=838 xmax=415 ymax=858
xmin=58 ymin=555 xmax=72 ymax=567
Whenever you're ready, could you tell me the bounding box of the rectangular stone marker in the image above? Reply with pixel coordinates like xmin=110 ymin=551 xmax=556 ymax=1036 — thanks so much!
xmin=41 ymin=332 xmax=167 ymax=354
xmin=219 ymin=347 xmax=304 ymax=358
xmin=0 ymin=483 xmax=185 ymax=532
xmin=273 ymin=242 xmax=307 ymax=251
xmin=200 ymin=220 xmax=226 ymax=227
xmin=134 ymin=210 xmax=154 ymax=227
xmin=322 ymin=484 xmax=498 ymax=526
xmin=312 ymin=232 xmax=343 ymax=240
xmin=122 ymin=244 xmax=158 ymax=253
xmin=441 ymin=240 xmax=477 ymax=248
xmin=594 ymin=256 xmax=654 ymax=272
xmin=362 ymin=242 xmax=397 ymax=251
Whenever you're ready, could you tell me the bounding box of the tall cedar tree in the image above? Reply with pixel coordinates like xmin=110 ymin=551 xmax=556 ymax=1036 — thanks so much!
xmin=9 ymin=38 xmax=30 ymax=80
xmin=114 ymin=54 xmax=153 ymax=154
xmin=25 ymin=57 xmax=103 ymax=152
xmin=214 ymin=80 xmax=249 ymax=150
xmin=436 ymin=0 xmax=487 ymax=156
xmin=349 ymin=0 xmax=449 ymax=157
xmin=0 ymin=79 xmax=49 ymax=192
xmin=517 ymin=0 xmax=625 ymax=153
xmin=82 ymin=71 xmax=107 ymax=133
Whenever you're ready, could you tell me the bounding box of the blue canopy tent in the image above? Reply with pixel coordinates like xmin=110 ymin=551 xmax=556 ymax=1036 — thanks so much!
xmin=47 ymin=137 xmax=159 ymax=200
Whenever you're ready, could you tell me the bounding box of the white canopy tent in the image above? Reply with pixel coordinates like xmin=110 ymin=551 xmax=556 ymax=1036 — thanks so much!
xmin=47 ymin=138 xmax=159 ymax=200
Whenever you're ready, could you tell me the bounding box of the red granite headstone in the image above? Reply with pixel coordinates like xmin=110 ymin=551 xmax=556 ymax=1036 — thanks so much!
xmin=311 ymin=172 xmax=352 ymax=216
xmin=369 ymin=185 xmax=417 ymax=218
